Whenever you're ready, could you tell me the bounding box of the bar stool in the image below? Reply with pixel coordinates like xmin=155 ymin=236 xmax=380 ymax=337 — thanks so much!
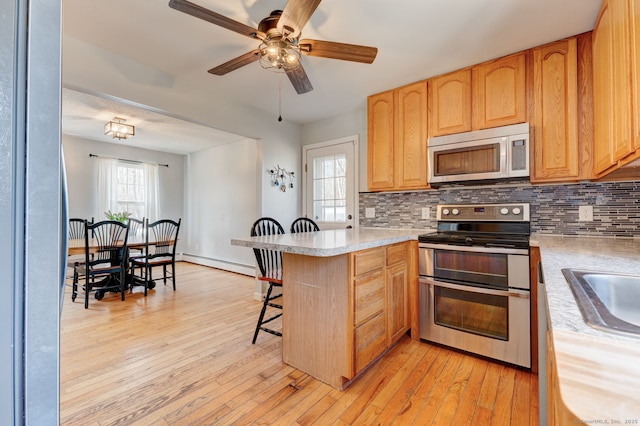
xmin=250 ymin=217 xmax=285 ymax=344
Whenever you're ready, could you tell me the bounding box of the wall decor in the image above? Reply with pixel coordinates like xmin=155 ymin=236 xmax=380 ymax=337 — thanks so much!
xmin=269 ymin=165 xmax=294 ymax=192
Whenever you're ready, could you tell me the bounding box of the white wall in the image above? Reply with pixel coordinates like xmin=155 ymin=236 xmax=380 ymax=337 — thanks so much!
xmin=182 ymin=138 xmax=259 ymax=274
xmin=62 ymin=135 xmax=185 ymax=223
xmin=301 ymin=104 xmax=369 ymax=192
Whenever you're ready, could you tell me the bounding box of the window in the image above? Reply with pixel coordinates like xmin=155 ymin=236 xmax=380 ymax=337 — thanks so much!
xmin=98 ymin=158 xmax=159 ymax=221
xmin=116 ymin=163 xmax=145 ymax=219
xmin=312 ymin=153 xmax=347 ymax=222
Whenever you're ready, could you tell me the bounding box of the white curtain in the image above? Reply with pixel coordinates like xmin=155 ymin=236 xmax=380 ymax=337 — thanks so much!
xmin=97 ymin=158 xmax=118 ymax=220
xmin=143 ymin=163 xmax=159 ymax=221
xmin=97 ymin=158 xmax=160 ymax=222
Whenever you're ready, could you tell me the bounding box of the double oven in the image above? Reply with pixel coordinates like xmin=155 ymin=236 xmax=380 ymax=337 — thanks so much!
xmin=418 ymin=203 xmax=531 ymax=368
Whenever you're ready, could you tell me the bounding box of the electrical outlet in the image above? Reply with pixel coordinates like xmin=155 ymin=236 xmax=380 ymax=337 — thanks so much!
xmin=578 ymin=205 xmax=593 ymax=222
xmin=365 ymin=207 xmax=375 ymax=218
xmin=421 ymin=207 xmax=430 ymax=220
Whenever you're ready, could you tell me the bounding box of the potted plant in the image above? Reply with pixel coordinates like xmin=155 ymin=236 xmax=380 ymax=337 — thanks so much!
xmin=104 ymin=210 xmax=131 ymax=223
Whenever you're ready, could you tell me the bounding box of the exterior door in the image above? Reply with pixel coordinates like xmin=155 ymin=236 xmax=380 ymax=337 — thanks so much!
xmin=303 ymin=136 xmax=358 ymax=230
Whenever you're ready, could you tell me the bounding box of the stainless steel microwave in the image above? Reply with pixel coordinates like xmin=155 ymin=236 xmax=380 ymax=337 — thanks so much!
xmin=427 ymin=123 xmax=530 ymax=184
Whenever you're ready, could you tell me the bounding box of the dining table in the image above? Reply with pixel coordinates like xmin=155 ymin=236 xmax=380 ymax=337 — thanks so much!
xmin=67 ymin=236 xmax=170 ymax=293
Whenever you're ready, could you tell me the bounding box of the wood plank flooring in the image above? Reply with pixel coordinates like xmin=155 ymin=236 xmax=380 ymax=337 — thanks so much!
xmin=60 ymin=262 xmax=538 ymax=425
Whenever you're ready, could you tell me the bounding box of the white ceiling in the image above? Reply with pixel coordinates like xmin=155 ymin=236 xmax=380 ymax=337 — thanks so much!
xmin=62 ymin=0 xmax=602 ymax=153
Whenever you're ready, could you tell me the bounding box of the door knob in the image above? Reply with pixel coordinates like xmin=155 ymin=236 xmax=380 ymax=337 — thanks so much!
xmin=347 ymin=214 xmax=353 ymax=220
xmin=346 ymin=225 xmax=353 ymax=229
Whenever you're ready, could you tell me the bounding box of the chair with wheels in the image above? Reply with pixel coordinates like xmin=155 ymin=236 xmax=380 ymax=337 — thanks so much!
xmin=250 ymin=217 xmax=285 ymax=344
xmin=290 ymin=217 xmax=320 ymax=233
xmin=129 ymin=218 xmax=181 ymax=296
xmin=72 ymin=219 xmax=129 ymax=309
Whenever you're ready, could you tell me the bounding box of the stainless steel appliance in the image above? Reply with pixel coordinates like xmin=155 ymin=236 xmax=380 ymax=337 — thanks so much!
xmin=418 ymin=203 xmax=531 ymax=368
xmin=427 ymin=123 xmax=530 ymax=184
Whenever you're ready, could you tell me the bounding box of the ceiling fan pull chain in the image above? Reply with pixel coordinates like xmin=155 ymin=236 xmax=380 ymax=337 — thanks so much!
xmin=278 ymin=73 xmax=283 ymax=122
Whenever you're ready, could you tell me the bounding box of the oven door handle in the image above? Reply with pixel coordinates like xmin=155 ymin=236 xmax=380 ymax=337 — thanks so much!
xmin=419 ymin=242 xmax=529 ymax=255
xmin=420 ymin=278 xmax=530 ymax=299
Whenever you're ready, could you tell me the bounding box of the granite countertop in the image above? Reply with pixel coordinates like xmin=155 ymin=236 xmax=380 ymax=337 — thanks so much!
xmin=531 ymin=234 xmax=640 ymax=421
xmin=231 ymin=228 xmax=422 ymax=257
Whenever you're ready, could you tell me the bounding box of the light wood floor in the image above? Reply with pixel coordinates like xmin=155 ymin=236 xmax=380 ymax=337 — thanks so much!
xmin=60 ymin=262 xmax=538 ymax=425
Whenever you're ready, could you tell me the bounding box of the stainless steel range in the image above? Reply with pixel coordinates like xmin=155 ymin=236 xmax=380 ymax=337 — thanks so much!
xmin=418 ymin=203 xmax=531 ymax=368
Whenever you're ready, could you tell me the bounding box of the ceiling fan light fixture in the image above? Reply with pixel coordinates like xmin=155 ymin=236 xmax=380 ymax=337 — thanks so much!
xmin=259 ymin=39 xmax=300 ymax=72
xmin=104 ymin=117 xmax=135 ymax=140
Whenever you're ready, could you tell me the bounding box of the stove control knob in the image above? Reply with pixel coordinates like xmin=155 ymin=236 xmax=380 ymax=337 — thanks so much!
xmin=452 ymin=208 xmax=460 ymax=215
xmin=512 ymin=207 xmax=522 ymax=215
xmin=500 ymin=208 xmax=509 ymax=215
xmin=442 ymin=208 xmax=450 ymax=216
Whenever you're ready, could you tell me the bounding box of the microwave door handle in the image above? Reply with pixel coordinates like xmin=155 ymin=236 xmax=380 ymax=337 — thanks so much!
xmin=423 ymin=279 xmax=530 ymax=299
xmin=500 ymin=138 xmax=509 ymax=178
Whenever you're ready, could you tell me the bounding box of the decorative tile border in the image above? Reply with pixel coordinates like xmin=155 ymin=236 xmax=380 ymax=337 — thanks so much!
xmin=359 ymin=181 xmax=640 ymax=237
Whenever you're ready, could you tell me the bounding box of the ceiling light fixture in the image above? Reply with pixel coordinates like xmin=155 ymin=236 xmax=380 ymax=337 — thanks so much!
xmin=104 ymin=117 xmax=135 ymax=140
xmin=258 ymin=38 xmax=301 ymax=72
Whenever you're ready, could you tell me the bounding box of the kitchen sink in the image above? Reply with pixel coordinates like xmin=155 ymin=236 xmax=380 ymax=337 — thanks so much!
xmin=562 ymin=269 xmax=640 ymax=337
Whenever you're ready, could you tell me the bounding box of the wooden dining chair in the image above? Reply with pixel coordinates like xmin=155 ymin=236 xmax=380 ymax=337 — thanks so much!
xmin=129 ymin=218 xmax=181 ymax=296
xmin=127 ymin=217 xmax=146 ymax=270
xmin=72 ymin=219 xmax=129 ymax=309
xmin=250 ymin=217 xmax=285 ymax=344
xmin=67 ymin=217 xmax=94 ymax=279
xmin=290 ymin=217 xmax=320 ymax=233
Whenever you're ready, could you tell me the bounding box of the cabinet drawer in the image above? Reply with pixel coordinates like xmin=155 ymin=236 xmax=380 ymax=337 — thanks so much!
xmin=355 ymin=270 xmax=385 ymax=325
xmin=386 ymin=243 xmax=407 ymax=266
xmin=353 ymin=247 xmax=385 ymax=276
xmin=355 ymin=312 xmax=387 ymax=373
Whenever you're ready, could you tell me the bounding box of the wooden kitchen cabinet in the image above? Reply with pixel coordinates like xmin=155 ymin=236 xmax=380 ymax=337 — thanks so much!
xmin=386 ymin=243 xmax=410 ymax=343
xmin=282 ymin=240 xmax=417 ymax=389
xmin=428 ymin=68 xmax=472 ymax=136
xmin=592 ymin=0 xmax=639 ymax=176
xmin=367 ymin=81 xmax=429 ymax=191
xmin=630 ymin=0 xmax=640 ymax=152
xmin=351 ymin=242 xmax=411 ymax=376
xmin=472 ymin=52 xmax=527 ymax=130
xmin=532 ymin=38 xmax=580 ymax=182
xmin=367 ymin=90 xmax=395 ymax=189
xmin=427 ymin=52 xmax=525 ymax=137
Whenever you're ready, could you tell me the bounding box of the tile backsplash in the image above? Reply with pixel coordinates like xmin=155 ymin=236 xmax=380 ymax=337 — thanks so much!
xmin=359 ymin=180 xmax=640 ymax=237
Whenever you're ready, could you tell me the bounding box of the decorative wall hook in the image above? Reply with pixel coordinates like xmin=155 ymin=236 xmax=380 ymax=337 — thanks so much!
xmin=269 ymin=165 xmax=295 ymax=192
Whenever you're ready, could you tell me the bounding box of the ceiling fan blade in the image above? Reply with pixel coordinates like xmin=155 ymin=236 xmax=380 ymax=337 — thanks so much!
xmin=299 ymin=39 xmax=378 ymax=64
xmin=169 ymin=0 xmax=259 ymax=39
xmin=278 ymin=0 xmax=322 ymax=38
xmin=285 ymin=63 xmax=313 ymax=94
xmin=208 ymin=49 xmax=261 ymax=75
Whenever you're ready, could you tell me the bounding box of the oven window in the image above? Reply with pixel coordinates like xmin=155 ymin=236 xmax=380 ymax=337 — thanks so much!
xmin=433 ymin=143 xmax=501 ymax=177
xmin=434 ymin=250 xmax=508 ymax=288
xmin=434 ymin=286 xmax=508 ymax=340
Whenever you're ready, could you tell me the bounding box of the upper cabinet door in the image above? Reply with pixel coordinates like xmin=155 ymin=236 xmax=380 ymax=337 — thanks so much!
xmin=367 ymin=90 xmax=395 ymax=190
xmin=428 ymin=69 xmax=472 ymax=137
xmin=472 ymin=52 xmax=527 ymax=130
xmin=395 ymin=81 xmax=429 ymax=189
xmin=532 ymin=38 xmax=579 ymax=182
xmin=631 ymin=0 xmax=640 ymax=150
xmin=593 ymin=1 xmax=615 ymax=174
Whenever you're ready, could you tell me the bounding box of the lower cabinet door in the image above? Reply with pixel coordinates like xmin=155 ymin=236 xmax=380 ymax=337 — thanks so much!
xmin=354 ymin=311 xmax=387 ymax=373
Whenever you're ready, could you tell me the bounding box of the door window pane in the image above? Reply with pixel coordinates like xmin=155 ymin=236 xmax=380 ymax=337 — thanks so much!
xmin=312 ymin=154 xmax=346 ymax=222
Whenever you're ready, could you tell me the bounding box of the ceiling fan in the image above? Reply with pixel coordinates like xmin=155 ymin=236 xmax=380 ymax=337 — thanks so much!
xmin=168 ymin=0 xmax=378 ymax=94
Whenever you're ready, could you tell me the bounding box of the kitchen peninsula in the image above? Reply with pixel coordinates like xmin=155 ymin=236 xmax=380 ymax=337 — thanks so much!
xmin=232 ymin=228 xmax=420 ymax=389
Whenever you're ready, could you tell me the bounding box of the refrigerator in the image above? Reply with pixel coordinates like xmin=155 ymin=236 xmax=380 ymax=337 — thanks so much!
xmin=1 ymin=0 xmax=63 ymax=424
